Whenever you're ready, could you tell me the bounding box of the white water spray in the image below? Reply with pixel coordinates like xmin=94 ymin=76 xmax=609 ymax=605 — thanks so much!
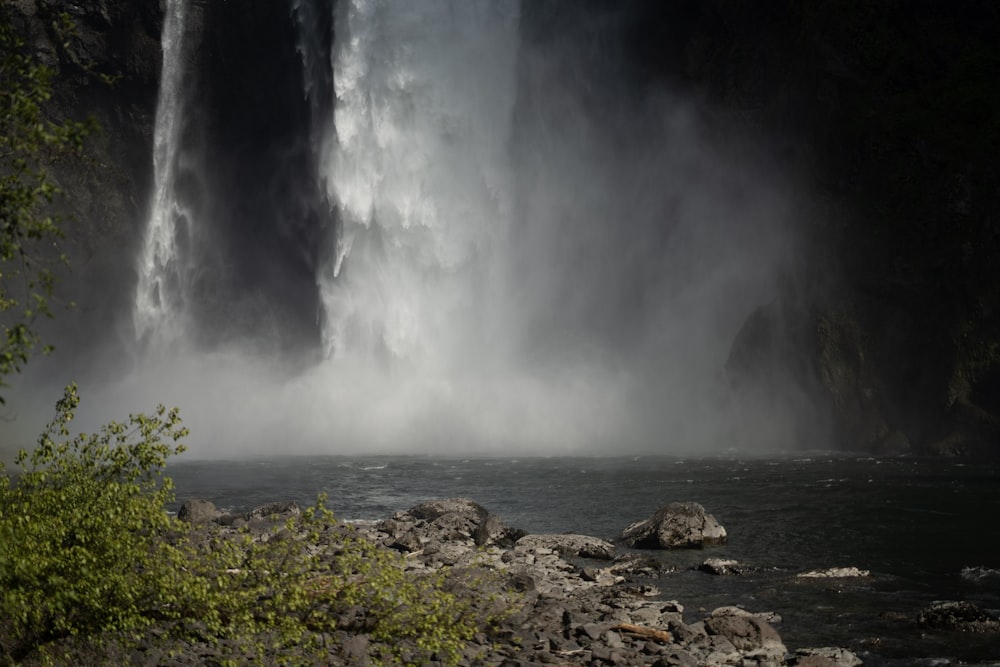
xmin=134 ymin=0 xmax=192 ymax=347
xmin=43 ymin=0 xmax=801 ymax=458
xmin=318 ymin=0 xmax=520 ymax=364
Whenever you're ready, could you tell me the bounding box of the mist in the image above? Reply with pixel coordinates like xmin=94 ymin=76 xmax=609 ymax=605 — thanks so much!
xmin=0 ymin=0 xmax=810 ymax=460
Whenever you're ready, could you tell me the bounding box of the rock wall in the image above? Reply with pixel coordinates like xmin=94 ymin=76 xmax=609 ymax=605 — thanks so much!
xmin=624 ymin=1 xmax=1000 ymax=457
xmin=2 ymin=0 xmax=162 ymax=364
xmin=177 ymin=0 xmax=325 ymax=352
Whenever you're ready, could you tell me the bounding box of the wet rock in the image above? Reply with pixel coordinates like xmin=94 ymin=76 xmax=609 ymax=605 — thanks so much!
xmin=476 ymin=512 xmax=526 ymax=546
xmin=610 ymin=553 xmax=677 ymax=577
xmin=797 ymin=567 xmax=870 ymax=578
xmin=792 ymin=647 xmax=864 ymax=666
xmin=177 ymin=499 xmax=221 ymax=524
xmin=704 ymin=607 xmax=787 ymax=659
xmin=377 ymin=497 xmax=523 ymax=554
xmin=516 ymin=533 xmax=616 ymax=560
xmin=408 ymin=497 xmax=488 ymax=522
xmin=620 ymin=502 xmax=727 ymax=549
xmin=246 ymin=500 xmax=301 ymax=522
xmin=710 ymin=605 xmax=782 ymax=625
xmin=698 ymin=558 xmax=755 ymax=575
xmin=661 ymin=600 xmax=684 ymax=614
xmin=917 ymin=600 xmax=1000 ymax=632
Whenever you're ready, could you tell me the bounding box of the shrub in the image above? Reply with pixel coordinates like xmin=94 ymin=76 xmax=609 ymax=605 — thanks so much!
xmin=330 ymin=538 xmax=509 ymax=665
xmin=0 ymin=386 xmax=510 ymax=666
xmin=0 ymin=384 xmax=194 ymax=663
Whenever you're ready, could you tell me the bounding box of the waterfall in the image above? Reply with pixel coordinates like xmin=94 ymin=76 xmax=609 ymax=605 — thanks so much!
xmin=316 ymin=0 xmax=521 ymax=364
xmin=104 ymin=0 xmax=797 ymax=455
xmin=133 ymin=0 xmax=192 ymax=347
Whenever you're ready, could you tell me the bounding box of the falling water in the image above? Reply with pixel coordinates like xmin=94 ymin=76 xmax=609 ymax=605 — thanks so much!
xmin=317 ymin=0 xmax=521 ymax=364
xmin=133 ymin=0 xmax=192 ymax=347
xmin=95 ymin=0 xmax=799 ymax=456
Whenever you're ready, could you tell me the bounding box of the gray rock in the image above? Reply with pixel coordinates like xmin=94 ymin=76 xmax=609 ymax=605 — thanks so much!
xmin=610 ymin=553 xmax=677 ymax=576
xmin=340 ymin=634 xmax=370 ymax=664
xmin=656 ymin=651 xmax=699 ymax=667
xmin=695 ymin=633 xmax=741 ymax=666
xmin=793 ymin=647 xmax=863 ymax=666
xmin=590 ymin=644 xmax=613 ymax=662
xmin=578 ymin=622 xmax=607 ymax=641
xmin=667 ymin=619 xmax=698 ymax=645
xmin=508 ymin=573 xmax=537 ymax=592
xmin=699 ymin=558 xmax=753 ymax=575
xmin=796 ymin=566 xmax=870 ymax=578
xmin=408 ymin=497 xmax=487 ymax=522
xmin=377 ymin=498 xmax=524 ymax=554
xmin=620 ymin=502 xmax=727 ymax=549
xmin=246 ymin=500 xmax=301 ymax=521
xmin=177 ymin=499 xmax=221 ymax=524
xmin=475 ymin=512 xmax=525 ymax=547
xmin=710 ymin=605 xmax=782 ymax=625
xmin=652 ymin=650 xmax=699 ymax=667
xmin=704 ymin=608 xmax=786 ymax=658
xmin=516 ymin=534 xmax=617 ymax=560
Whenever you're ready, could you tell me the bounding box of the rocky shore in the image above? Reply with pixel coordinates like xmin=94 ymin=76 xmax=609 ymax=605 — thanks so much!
xmin=29 ymin=497 xmax=998 ymax=666
xmin=167 ymin=498 xmax=870 ymax=667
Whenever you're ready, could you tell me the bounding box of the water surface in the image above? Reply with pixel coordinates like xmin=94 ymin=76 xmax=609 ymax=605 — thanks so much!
xmin=168 ymin=455 xmax=1000 ymax=665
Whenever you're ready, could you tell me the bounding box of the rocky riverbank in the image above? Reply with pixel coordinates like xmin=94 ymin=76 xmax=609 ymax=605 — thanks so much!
xmin=19 ymin=496 xmax=999 ymax=666
xmin=171 ymin=498 xmax=871 ymax=667
xmin=17 ymin=498 xmax=1000 ymax=667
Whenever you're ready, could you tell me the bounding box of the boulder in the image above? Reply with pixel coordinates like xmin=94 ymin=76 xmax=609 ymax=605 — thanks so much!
xmin=377 ymin=498 xmax=522 ymax=553
xmin=476 ymin=513 xmax=527 ymax=547
xmin=709 ymin=606 xmax=781 ymax=625
xmin=698 ymin=558 xmax=755 ymax=576
xmin=177 ymin=499 xmax=221 ymax=524
xmin=407 ymin=498 xmax=488 ymax=522
xmin=704 ymin=607 xmax=786 ymax=658
xmin=620 ymin=502 xmax=727 ymax=549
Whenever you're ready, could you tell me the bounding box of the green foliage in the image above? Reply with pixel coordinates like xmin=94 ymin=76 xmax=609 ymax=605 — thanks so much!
xmin=0 ymin=387 xmax=510 ymax=666
xmin=0 ymin=384 xmax=189 ymax=662
xmin=331 ymin=539 xmax=508 ymax=666
xmin=0 ymin=13 xmax=94 ymax=399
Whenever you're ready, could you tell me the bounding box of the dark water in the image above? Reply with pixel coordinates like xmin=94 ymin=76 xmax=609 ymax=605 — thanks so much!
xmin=167 ymin=455 xmax=1000 ymax=665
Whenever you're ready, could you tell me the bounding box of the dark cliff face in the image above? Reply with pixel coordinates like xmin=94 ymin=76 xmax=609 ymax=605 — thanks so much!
xmin=12 ymin=0 xmax=1000 ymax=456
xmin=510 ymin=1 xmax=1000 ymax=457
xmin=3 ymin=0 xmax=162 ymax=370
xmin=644 ymin=1 xmax=1000 ymax=457
xmin=164 ymin=0 xmax=326 ymax=354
